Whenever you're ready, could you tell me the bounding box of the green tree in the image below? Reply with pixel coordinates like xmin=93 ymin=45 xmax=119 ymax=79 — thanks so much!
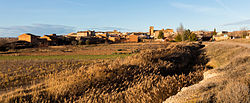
xmin=174 ymin=33 xmax=182 ymax=42
xmin=85 ymin=39 xmax=90 ymax=45
xmin=189 ymin=32 xmax=198 ymax=41
xmin=158 ymin=31 xmax=164 ymax=39
xmin=213 ymin=28 xmax=217 ymax=36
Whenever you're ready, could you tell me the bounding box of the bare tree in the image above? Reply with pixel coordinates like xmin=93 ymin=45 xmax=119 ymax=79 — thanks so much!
xmin=241 ymin=27 xmax=248 ymax=38
xmin=177 ymin=23 xmax=185 ymax=41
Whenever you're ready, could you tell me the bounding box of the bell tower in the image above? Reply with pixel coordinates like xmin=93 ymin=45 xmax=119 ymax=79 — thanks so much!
xmin=149 ymin=26 xmax=154 ymax=36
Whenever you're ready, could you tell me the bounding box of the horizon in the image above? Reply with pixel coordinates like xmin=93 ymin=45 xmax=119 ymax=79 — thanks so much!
xmin=0 ymin=0 xmax=250 ymax=37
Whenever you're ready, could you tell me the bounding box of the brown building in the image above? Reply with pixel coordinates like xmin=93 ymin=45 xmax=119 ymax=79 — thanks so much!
xmin=18 ymin=33 xmax=40 ymax=44
xmin=18 ymin=33 xmax=48 ymax=46
xmin=149 ymin=26 xmax=174 ymax=39
xmin=67 ymin=30 xmax=95 ymax=37
xmin=108 ymin=36 xmax=120 ymax=43
xmin=106 ymin=30 xmax=121 ymax=35
xmin=40 ymin=34 xmax=59 ymax=45
xmin=127 ymin=35 xmax=139 ymax=42
xmin=149 ymin=26 xmax=154 ymax=36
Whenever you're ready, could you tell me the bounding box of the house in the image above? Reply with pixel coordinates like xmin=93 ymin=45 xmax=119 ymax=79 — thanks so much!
xmin=108 ymin=36 xmax=120 ymax=43
xmin=18 ymin=33 xmax=48 ymax=46
xmin=40 ymin=34 xmax=59 ymax=46
xmin=18 ymin=33 xmax=40 ymax=44
xmin=67 ymin=30 xmax=95 ymax=37
xmin=126 ymin=35 xmax=139 ymax=43
xmin=77 ymin=30 xmax=95 ymax=37
xmin=18 ymin=33 xmax=40 ymax=43
xmin=217 ymin=31 xmax=228 ymax=36
xmin=193 ymin=31 xmax=213 ymax=41
xmin=246 ymin=36 xmax=249 ymax=39
xmin=106 ymin=30 xmax=121 ymax=35
xmin=213 ymin=35 xmax=229 ymax=41
xmin=96 ymin=33 xmax=108 ymax=39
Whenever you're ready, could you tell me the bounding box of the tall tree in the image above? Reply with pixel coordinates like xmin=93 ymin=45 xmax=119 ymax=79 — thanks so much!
xmin=213 ymin=28 xmax=217 ymax=36
xmin=177 ymin=23 xmax=185 ymax=41
xmin=241 ymin=27 xmax=248 ymax=38
xmin=158 ymin=31 xmax=164 ymax=39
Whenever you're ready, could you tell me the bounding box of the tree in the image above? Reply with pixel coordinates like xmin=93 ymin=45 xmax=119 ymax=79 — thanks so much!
xmin=185 ymin=29 xmax=197 ymax=41
xmin=85 ymin=39 xmax=90 ymax=45
xmin=175 ymin=29 xmax=197 ymax=42
xmin=177 ymin=23 xmax=185 ymax=41
xmin=174 ymin=33 xmax=182 ymax=42
xmin=241 ymin=27 xmax=248 ymax=38
xmin=158 ymin=31 xmax=164 ymax=39
xmin=189 ymin=32 xmax=198 ymax=41
xmin=213 ymin=28 xmax=217 ymax=36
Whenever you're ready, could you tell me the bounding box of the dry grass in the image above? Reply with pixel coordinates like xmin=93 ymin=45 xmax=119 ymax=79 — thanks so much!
xmin=229 ymin=38 xmax=250 ymax=44
xmin=0 ymin=42 xmax=209 ymax=102
xmin=0 ymin=42 xmax=167 ymax=56
xmin=188 ymin=42 xmax=250 ymax=102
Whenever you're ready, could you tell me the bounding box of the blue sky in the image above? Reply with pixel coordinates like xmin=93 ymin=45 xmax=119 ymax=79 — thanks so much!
xmin=0 ymin=0 xmax=249 ymax=37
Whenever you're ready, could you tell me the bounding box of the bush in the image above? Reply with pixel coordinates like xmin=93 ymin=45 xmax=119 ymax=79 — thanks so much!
xmin=175 ymin=34 xmax=182 ymax=42
xmin=175 ymin=29 xmax=197 ymax=42
xmin=158 ymin=31 xmax=164 ymax=39
xmin=85 ymin=40 xmax=90 ymax=45
xmin=71 ymin=41 xmax=77 ymax=45
xmin=117 ymin=49 xmax=123 ymax=51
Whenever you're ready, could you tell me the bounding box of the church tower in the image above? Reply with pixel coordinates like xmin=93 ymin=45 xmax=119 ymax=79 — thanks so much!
xmin=149 ymin=26 xmax=154 ymax=36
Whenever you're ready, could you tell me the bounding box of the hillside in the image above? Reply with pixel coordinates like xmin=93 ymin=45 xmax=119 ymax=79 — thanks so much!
xmin=164 ymin=40 xmax=250 ymax=102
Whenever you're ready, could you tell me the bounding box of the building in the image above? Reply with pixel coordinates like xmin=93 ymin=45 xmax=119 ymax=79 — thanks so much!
xmin=149 ymin=26 xmax=154 ymax=36
xmin=40 ymin=34 xmax=59 ymax=46
xmin=149 ymin=26 xmax=174 ymax=39
xmin=18 ymin=33 xmax=48 ymax=46
xmin=126 ymin=35 xmax=139 ymax=42
xmin=18 ymin=33 xmax=41 ymax=44
xmin=108 ymin=36 xmax=120 ymax=43
xmin=213 ymin=35 xmax=230 ymax=41
xmin=67 ymin=30 xmax=95 ymax=37
xmin=106 ymin=30 xmax=121 ymax=35
xmin=193 ymin=31 xmax=213 ymax=41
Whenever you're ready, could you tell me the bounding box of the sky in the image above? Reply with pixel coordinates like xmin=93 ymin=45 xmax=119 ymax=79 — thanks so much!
xmin=0 ymin=0 xmax=250 ymax=37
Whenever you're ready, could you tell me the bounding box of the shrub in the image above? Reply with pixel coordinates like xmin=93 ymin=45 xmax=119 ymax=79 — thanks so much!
xmin=71 ymin=41 xmax=77 ymax=45
xmin=85 ymin=40 xmax=90 ymax=45
xmin=175 ymin=29 xmax=197 ymax=42
xmin=174 ymin=34 xmax=182 ymax=42
xmin=158 ymin=31 xmax=164 ymax=39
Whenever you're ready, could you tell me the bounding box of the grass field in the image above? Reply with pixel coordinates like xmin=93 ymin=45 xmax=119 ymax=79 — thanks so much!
xmin=0 ymin=42 xmax=209 ymax=102
xmin=0 ymin=54 xmax=130 ymax=60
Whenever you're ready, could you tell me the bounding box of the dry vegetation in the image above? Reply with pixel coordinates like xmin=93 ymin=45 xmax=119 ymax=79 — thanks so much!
xmin=164 ymin=41 xmax=250 ymax=103
xmin=0 ymin=42 xmax=166 ymax=56
xmin=228 ymin=38 xmax=250 ymax=44
xmin=203 ymin=42 xmax=249 ymax=102
xmin=0 ymin=42 xmax=209 ymax=102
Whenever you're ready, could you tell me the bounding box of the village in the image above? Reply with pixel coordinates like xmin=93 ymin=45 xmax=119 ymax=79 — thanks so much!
xmin=0 ymin=26 xmax=250 ymax=51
